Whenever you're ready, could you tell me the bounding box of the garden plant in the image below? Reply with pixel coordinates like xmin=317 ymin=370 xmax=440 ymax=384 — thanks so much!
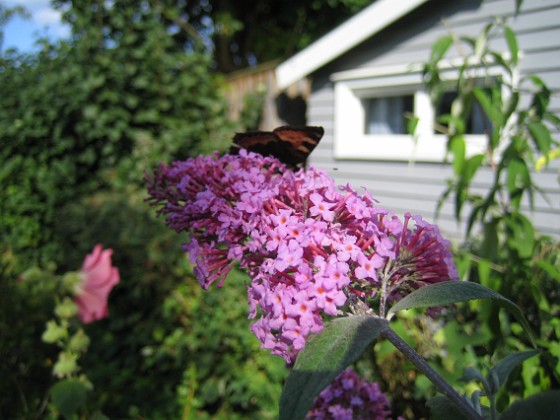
xmin=1 ymin=1 xmax=559 ymax=418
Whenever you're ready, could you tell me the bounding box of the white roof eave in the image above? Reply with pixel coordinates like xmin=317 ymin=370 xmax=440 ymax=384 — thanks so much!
xmin=276 ymin=0 xmax=430 ymax=89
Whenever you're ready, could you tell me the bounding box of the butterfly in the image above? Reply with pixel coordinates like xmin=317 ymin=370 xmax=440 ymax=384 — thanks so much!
xmin=231 ymin=125 xmax=324 ymax=168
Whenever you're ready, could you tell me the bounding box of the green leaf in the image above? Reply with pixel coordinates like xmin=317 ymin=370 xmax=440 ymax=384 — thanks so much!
xmin=474 ymin=88 xmax=501 ymax=128
xmin=386 ymin=281 xmax=536 ymax=346
xmin=514 ymin=0 xmax=525 ymax=16
xmin=491 ymin=349 xmax=540 ymax=390
xmin=536 ymin=260 xmax=560 ymax=282
xmin=502 ymin=91 xmax=519 ymax=122
xmin=474 ymin=24 xmax=492 ymax=58
xmin=426 ymin=395 xmax=470 ymax=420
xmin=464 ymin=153 xmax=485 ymax=184
xmin=507 ymin=159 xmax=529 ymax=193
xmin=460 ymin=366 xmax=489 ymax=386
xmin=279 ymin=316 xmax=388 ymax=420
xmin=407 ymin=114 xmax=420 ymax=136
xmin=499 ymin=390 xmax=560 ymax=419
xmin=430 ymin=35 xmax=453 ymax=64
xmin=535 ymin=148 xmax=560 ymax=172
xmin=505 ymin=213 xmax=535 ymax=259
xmin=449 ymin=136 xmax=466 ymax=175
xmin=504 ymin=26 xmax=519 ymax=65
xmin=51 ymin=379 xmax=88 ymax=418
xmin=528 ymin=122 xmax=552 ymax=154
xmin=481 ymin=221 xmax=499 ymax=261
xmin=455 ymin=154 xmax=484 ymax=220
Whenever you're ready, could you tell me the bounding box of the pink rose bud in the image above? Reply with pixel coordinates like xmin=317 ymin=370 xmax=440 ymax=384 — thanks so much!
xmin=75 ymin=245 xmax=120 ymax=323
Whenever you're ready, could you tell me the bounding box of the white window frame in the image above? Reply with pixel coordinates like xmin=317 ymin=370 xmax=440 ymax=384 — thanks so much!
xmin=332 ymin=62 xmax=503 ymax=162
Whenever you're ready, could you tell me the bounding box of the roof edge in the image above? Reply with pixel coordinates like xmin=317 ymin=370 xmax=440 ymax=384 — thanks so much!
xmin=276 ymin=0 xmax=429 ymax=89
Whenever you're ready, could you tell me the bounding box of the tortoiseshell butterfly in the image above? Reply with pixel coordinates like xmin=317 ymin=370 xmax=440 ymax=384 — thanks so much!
xmin=231 ymin=125 xmax=324 ymax=168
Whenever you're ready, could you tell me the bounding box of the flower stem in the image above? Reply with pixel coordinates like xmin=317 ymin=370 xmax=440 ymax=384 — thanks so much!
xmin=380 ymin=327 xmax=483 ymax=420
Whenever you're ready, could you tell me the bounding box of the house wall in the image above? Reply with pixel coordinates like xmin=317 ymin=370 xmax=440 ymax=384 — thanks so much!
xmin=306 ymin=0 xmax=560 ymax=241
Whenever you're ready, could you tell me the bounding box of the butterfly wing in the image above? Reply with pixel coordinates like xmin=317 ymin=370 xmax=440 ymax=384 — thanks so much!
xmin=231 ymin=125 xmax=324 ymax=167
xmin=273 ymin=126 xmax=324 ymax=165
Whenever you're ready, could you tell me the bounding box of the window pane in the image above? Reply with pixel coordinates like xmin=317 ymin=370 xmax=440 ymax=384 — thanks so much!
xmin=364 ymin=95 xmax=413 ymax=135
xmin=437 ymin=91 xmax=491 ymax=135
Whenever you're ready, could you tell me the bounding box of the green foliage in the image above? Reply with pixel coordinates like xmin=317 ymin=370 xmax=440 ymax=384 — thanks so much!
xmin=0 ymin=0 xmax=232 ymax=272
xmin=0 ymin=265 xmax=58 ymax=418
xmin=280 ymin=281 xmax=555 ymax=419
xmin=202 ymin=0 xmax=373 ymax=72
xmin=420 ymin=10 xmax=560 ymax=413
xmin=1 ymin=1 xmax=283 ymax=415
xmin=239 ymin=89 xmax=267 ymax=131
xmin=1 ymin=191 xmax=287 ymax=418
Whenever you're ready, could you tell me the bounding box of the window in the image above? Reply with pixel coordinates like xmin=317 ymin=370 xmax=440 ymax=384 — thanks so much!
xmin=332 ymin=63 xmax=500 ymax=161
xmin=364 ymin=95 xmax=413 ymax=134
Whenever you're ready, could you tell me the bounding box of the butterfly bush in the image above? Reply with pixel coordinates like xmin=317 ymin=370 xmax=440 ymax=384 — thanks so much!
xmin=306 ymin=368 xmax=394 ymax=420
xmin=147 ymin=150 xmax=458 ymax=364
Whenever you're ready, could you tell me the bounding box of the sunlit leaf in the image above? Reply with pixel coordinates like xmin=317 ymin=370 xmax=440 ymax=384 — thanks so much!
xmin=449 ymin=136 xmax=466 ymax=175
xmin=474 ymin=23 xmax=492 ymax=59
xmin=528 ymin=122 xmax=552 ymax=154
xmin=431 ymin=35 xmax=453 ymax=64
xmin=504 ymin=26 xmax=519 ymax=65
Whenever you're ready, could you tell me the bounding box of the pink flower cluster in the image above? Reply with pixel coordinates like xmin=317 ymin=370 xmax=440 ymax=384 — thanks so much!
xmin=306 ymin=368 xmax=394 ymax=420
xmin=147 ymin=150 xmax=457 ymax=363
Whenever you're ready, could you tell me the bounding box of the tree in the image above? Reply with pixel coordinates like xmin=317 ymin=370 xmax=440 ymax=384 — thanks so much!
xmin=53 ymin=0 xmax=373 ymax=73
xmin=0 ymin=0 xmax=232 ymax=270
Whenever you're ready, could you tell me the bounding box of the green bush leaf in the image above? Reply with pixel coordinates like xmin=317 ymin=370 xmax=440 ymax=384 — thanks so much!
xmin=491 ymin=349 xmax=540 ymax=389
xmin=387 ymin=281 xmax=535 ymax=345
xmin=279 ymin=316 xmax=388 ymax=420
xmin=51 ymin=379 xmax=88 ymax=418
xmin=499 ymin=390 xmax=560 ymax=419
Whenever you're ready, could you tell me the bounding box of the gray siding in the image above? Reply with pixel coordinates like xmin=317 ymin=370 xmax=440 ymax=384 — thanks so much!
xmin=307 ymin=0 xmax=560 ymax=241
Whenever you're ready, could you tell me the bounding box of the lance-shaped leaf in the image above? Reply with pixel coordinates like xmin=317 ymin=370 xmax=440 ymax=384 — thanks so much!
xmin=490 ymin=349 xmax=540 ymax=389
xmin=386 ymin=281 xmax=535 ymax=346
xmin=279 ymin=315 xmax=388 ymax=420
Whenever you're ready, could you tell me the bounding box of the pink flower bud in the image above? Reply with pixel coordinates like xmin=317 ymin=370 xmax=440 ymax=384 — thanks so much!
xmin=74 ymin=245 xmax=120 ymax=323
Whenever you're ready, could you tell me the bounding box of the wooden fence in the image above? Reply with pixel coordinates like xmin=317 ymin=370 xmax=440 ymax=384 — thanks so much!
xmin=225 ymin=60 xmax=311 ymax=130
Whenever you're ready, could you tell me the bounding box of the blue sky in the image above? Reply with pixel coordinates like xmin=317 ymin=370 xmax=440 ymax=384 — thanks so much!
xmin=2 ymin=0 xmax=69 ymax=52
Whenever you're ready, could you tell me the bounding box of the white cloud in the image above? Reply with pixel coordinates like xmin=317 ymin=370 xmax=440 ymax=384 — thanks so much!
xmin=34 ymin=7 xmax=62 ymax=25
xmin=5 ymin=0 xmax=63 ymax=25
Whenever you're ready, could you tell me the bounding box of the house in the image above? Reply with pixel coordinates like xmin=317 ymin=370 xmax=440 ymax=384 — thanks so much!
xmin=275 ymin=0 xmax=560 ymax=240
